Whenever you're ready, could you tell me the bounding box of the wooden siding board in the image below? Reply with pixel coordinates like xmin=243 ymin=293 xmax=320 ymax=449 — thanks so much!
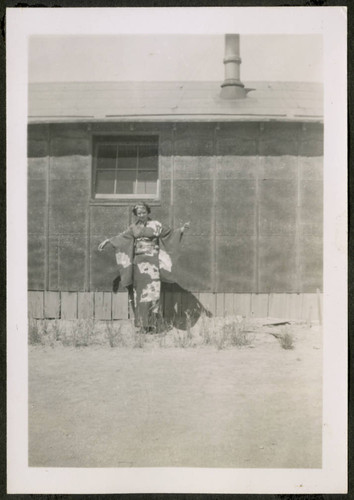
xmin=251 ymin=294 xmax=269 ymax=318
xmin=233 ymin=294 xmax=252 ymax=317
xmin=268 ymin=293 xmax=288 ymax=319
xmin=301 ymin=293 xmax=319 ymax=322
xmin=28 ymin=291 xmax=44 ymax=319
xmin=61 ymin=291 xmax=78 ymax=319
xmin=78 ymin=292 xmax=94 ymax=319
xmin=216 ymin=293 xmax=225 ymax=317
xmin=112 ymin=292 xmax=129 ymax=319
xmin=44 ymin=291 xmax=60 ymax=318
xmin=224 ymin=294 xmax=234 ymax=316
xmin=198 ymin=293 xmax=215 ymax=316
xmin=94 ymin=292 xmax=112 ymax=320
xmin=287 ymin=294 xmax=302 ymax=320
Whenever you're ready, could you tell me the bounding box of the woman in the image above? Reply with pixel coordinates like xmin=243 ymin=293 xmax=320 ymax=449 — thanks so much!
xmin=98 ymin=202 xmax=189 ymax=332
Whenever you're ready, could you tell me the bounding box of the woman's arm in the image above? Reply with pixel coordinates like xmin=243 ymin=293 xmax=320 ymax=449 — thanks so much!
xmin=160 ymin=221 xmax=190 ymax=238
xmin=98 ymin=238 xmax=111 ymax=252
xmin=180 ymin=221 xmax=190 ymax=234
xmin=98 ymin=226 xmax=134 ymax=252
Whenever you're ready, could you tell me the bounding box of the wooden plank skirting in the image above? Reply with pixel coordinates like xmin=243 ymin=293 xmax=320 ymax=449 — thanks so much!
xmin=28 ymin=291 xmax=323 ymax=322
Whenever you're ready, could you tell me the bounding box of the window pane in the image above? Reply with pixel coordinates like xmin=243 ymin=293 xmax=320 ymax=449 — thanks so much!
xmin=97 ymin=144 xmax=117 ymax=170
xmin=136 ymin=171 xmax=158 ymax=194
xmin=96 ymin=170 xmax=116 ymax=194
xmin=118 ymin=145 xmax=137 ymax=170
xmin=116 ymin=170 xmax=135 ymax=194
xmin=139 ymin=145 xmax=158 ymax=170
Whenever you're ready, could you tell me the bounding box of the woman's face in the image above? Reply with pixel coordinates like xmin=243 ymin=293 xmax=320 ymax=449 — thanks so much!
xmin=136 ymin=206 xmax=148 ymax=223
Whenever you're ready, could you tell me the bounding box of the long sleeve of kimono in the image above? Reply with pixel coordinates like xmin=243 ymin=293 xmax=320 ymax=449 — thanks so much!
xmin=108 ymin=227 xmax=135 ymax=288
xmin=158 ymin=224 xmax=184 ymax=283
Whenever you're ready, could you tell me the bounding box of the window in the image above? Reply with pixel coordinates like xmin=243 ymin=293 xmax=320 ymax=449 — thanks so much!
xmin=93 ymin=136 xmax=159 ymax=198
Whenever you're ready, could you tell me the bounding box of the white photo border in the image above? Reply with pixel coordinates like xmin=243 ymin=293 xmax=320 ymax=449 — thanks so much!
xmin=6 ymin=6 xmax=347 ymax=494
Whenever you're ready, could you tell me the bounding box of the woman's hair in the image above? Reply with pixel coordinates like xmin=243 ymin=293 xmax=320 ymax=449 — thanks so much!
xmin=132 ymin=202 xmax=151 ymax=216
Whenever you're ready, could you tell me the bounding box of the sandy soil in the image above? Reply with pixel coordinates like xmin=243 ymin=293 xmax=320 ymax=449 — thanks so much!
xmin=29 ymin=323 xmax=322 ymax=468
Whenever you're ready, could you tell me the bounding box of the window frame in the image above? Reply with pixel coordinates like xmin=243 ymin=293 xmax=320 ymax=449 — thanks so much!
xmin=92 ymin=134 xmax=160 ymax=200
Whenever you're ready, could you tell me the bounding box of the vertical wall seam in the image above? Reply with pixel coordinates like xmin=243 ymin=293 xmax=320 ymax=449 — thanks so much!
xmin=255 ymin=123 xmax=263 ymax=293
xmin=296 ymin=124 xmax=302 ymax=293
xmin=171 ymin=124 xmax=175 ymax=228
xmin=212 ymin=124 xmax=218 ymax=295
xmin=86 ymin=206 xmax=91 ymax=292
xmin=86 ymin=125 xmax=92 ymax=292
xmin=45 ymin=124 xmax=50 ymax=291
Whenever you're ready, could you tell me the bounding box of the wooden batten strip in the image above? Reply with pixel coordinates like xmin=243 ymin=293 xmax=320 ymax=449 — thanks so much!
xmin=44 ymin=291 xmax=60 ymax=319
xmin=287 ymin=294 xmax=302 ymax=320
xmin=28 ymin=291 xmax=44 ymax=319
xmin=301 ymin=293 xmax=318 ymax=323
xmin=78 ymin=292 xmax=94 ymax=319
xmin=94 ymin=292 xmax=112 ymax=320
xmin=61 ymin=292 xmax=78 ymax=320
xmin=112 ymin=292 xmax=129 ymax=320
xmin=268 ymin=294 xmax=287 ymax=319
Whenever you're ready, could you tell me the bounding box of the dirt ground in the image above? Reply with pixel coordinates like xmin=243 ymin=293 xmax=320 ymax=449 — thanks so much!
xmin=28 ymin=321 xmax=322 ymax=468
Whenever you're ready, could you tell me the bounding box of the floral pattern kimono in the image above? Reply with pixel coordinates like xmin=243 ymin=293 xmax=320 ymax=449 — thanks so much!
xmin=109 ymin=219 xmax=183 ymax=329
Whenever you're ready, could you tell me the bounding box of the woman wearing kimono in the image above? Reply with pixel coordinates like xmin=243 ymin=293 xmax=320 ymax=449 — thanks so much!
xmin=98 ymin=202 xmax=189 ymax=332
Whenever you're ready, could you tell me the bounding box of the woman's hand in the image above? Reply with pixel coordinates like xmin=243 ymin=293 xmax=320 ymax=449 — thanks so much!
xmin=98 ymin=239 xmax=109 ymax=252
xmin=181 ymin=222 xmax=190 ymax=232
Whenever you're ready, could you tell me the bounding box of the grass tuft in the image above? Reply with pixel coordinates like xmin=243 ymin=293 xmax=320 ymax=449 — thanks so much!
xmin=279 ymin=327 xmax=295 ymax=350
xmin=105 ymin=321 xmax=124 ymax=348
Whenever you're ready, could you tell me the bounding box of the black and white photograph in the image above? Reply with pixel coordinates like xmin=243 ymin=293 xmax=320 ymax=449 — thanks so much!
xmin=7 ymin=6 xmax=347 ymax=495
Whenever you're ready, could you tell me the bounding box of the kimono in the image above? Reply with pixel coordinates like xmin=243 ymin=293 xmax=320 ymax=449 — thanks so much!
xmin=109 ymin=219 xmax=183 ymax=329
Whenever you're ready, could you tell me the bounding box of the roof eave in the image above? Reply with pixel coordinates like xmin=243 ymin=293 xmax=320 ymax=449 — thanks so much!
xmin=28 ymin=114 xmax=324 ymax=125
